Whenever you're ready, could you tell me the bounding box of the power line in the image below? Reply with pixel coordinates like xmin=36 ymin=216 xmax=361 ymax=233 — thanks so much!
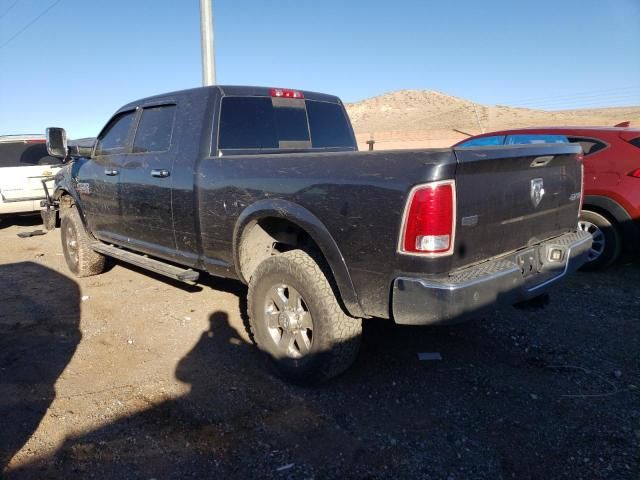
xmin=504 ymin=93 xmax=640 ymax=108
xmin=0 ymin=0 xmax=21 ymax=20
xmin=0 ymin=0 xmax=62 ymax=50
xmin=506 ymin=94 xmax=640 ymax=110
xmin=495 ymin=85 xmax=640 ymax=105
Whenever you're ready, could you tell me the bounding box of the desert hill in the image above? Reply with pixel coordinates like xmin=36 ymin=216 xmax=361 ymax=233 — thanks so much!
xmin=345 ymin=89 xmax=640 ymax=150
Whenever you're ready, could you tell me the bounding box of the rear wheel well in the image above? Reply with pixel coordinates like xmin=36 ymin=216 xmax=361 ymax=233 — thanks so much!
xmin=581 ymin=204 xmax=618 ymax=227
xmin=238 ymin=217 xmax=322 ymax=283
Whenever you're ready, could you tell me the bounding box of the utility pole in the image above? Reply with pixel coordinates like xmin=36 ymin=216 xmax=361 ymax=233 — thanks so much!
xmin=200 ymin=0 xmax=216 ymax=86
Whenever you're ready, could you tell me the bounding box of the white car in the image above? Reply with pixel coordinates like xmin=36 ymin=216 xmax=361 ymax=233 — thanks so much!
xmin=0 ymin=135 xmax=63 ymax=216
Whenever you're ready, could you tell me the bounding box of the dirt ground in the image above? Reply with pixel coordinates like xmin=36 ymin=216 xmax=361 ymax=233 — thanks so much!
xmin=1 ymin=215 xmax=638 ymax=479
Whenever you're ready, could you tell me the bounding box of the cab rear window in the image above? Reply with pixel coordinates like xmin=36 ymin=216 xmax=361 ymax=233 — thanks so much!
xmin=306 ymin=100 xmax=354 ymax=148
xmin=217 ymin=96 xmax=355 ymax=152
xmin=0 ymin=141 xmax=60 ymax=167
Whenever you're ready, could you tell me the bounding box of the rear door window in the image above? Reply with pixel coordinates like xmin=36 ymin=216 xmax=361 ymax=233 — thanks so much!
xmin=95 ymin=111 xmax=136 ymax=156
xmin=567 ymin=137 xmax=607 ymax=156
xmin=0 ymin=141 xmax=60 ymax=167
xmin=133 ymin=105 xmax=177 ymax=153
xmin=459 ymin=135 xmax=505 ymax=147
xmin=505 ymin=134 xmax=568 ymax=145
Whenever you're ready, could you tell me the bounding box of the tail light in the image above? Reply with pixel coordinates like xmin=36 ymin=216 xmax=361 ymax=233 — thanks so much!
xmin=399 ymin=180 xmax=456 ymax=256
xmin=628 ymin=168 xmax=640 ymax=178
xmin=270 ymin=88 xmax=304 ymax=99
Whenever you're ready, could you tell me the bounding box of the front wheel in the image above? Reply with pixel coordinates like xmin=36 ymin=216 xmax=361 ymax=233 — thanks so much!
xmin=247 ymin=250 xmax=362 ymax=384
xmin=60 ymin=207 xmax=106 ymax=277
xmin=578 ymin=210 xmax=621 ymax=271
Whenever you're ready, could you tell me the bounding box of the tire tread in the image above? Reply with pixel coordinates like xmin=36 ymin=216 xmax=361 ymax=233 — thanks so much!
xmin=61 ymin=207 xmax=106 ymax=277
xmin=247 ymin=249 xmax=362 ymax=383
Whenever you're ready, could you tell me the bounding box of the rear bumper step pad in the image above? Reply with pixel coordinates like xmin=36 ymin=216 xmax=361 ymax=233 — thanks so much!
xmin=392 ymin=230 xmax=592 ymax=325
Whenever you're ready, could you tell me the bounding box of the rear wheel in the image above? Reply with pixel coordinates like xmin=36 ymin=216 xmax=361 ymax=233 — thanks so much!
xmin=247 ymin=250 xmax=362 ymax=384
xmin=60 ymin=207 xmax=106 ymax=277
xmin=578 ymin=210 xmax=620 ymax=271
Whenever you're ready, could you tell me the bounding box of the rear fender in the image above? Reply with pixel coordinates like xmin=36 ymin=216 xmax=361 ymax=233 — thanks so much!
xmin=583 ymin=195 xmax=638 ymax=247
xmin=233 ymin=199 xmax=365 ymax=318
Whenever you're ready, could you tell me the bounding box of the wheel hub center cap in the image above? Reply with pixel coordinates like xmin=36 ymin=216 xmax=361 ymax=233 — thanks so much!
xmin=279 ymin=311 xmax=300 ymax=331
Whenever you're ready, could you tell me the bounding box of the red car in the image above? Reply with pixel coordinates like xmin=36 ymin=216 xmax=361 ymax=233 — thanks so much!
xmin=455 ymin=126 xmax=640 ymax=270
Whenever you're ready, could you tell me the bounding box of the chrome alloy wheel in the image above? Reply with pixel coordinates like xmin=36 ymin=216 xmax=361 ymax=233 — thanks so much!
xmin=265 ymin=284 xmax=313 ymax=358
xmin=64 ymin=223 xmax=79 ymax=267
xmin=578 ymin=219 xmax=605 ymax=261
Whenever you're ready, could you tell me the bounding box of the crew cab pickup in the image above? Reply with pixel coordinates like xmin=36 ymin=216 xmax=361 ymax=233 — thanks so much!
xmin=44 ymin=85 xmax=591 ymax=383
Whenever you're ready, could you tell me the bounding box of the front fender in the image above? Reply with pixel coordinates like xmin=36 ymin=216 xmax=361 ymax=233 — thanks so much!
xmin=52 ymin=163 xmax=89 ymax=229
xmin=233 ymin=199 xmax=365 ymax=318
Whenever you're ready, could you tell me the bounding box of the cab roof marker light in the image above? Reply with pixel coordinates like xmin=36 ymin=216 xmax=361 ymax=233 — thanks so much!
xmin=270 ymin=88 xmax=304 ymax=99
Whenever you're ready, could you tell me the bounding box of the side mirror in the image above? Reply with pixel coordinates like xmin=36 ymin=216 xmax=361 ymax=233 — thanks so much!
xmin=46 ymin=127 xmax=68 ymax=159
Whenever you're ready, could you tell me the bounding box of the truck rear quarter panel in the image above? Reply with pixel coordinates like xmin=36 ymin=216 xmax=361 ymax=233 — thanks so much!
xmin=195 ymin=149 xmax=457 ymax=318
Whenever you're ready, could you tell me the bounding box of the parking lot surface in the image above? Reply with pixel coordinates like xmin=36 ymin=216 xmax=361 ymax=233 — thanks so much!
xmin=1 ymin=216 xmax=638 ymax=479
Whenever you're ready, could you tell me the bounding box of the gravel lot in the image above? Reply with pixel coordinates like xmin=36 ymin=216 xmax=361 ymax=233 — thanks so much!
xmin=1 ymin=216 xmax=638 ymax=479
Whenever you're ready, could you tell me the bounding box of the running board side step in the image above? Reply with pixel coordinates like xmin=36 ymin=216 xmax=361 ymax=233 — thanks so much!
xmin=91 ymin=242 xmax=199 ymax=284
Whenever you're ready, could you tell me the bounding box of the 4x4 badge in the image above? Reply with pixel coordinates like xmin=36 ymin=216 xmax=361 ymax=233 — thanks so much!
xmin=531 ymin=178 xmax=545 ymax=207
xmin=76 ymin=182 xmax=91 ymax=195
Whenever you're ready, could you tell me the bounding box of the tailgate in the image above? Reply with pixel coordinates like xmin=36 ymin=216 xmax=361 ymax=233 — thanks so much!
xmin=452 ymin=144 xmax=582 ymax=267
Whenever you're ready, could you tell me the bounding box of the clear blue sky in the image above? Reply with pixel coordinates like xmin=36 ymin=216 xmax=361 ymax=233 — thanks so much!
xmin=1 ymin=0 xmax=639 ymax=137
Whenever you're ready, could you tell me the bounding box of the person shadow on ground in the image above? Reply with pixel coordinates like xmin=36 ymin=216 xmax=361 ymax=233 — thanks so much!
xmin=8 ymin=282 xmax=638 ymax=479
xmin=5 ymin=310 xmax=276 ymax=478
xmin=0 ymin=261 xmax=81 ymax=473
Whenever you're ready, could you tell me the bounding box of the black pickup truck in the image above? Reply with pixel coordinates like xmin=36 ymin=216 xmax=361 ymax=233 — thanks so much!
xmin=44 ymin=85 xmax=591 ymax=383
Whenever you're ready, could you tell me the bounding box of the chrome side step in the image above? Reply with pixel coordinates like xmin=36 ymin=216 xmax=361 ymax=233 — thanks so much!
xmin=91 ymin=242 xmax=199 ymax=284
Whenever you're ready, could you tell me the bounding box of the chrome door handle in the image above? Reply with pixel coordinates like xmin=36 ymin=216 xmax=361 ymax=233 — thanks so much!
xmin=151 ymin=169 xmax=170 ymax=178
xmin=104 ymin=169 xmax=119 ymax=176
